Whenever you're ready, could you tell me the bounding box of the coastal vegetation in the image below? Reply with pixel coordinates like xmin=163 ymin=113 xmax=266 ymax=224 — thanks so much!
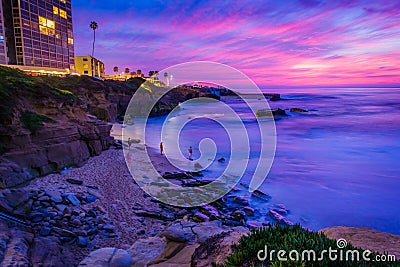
xmin=217 ymin=223 xmax=397 ymax=267
xmin=20 ymin=111 xmax=56 ymax=132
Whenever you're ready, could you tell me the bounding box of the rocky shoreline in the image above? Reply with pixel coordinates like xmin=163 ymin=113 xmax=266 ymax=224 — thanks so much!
xmin=0 ymin=147 xmax=254 ymax=266
xmin=1 ymin=147 xmax=399 ymax=266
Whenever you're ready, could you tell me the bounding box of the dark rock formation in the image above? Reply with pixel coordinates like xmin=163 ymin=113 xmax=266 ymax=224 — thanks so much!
xmin=263 ymin=93 xmax=281 ymax=101
xmin=290 ymin=107 xmax=308 ymax=113
xmin=0 ymin=119 xmax=113 ymax=188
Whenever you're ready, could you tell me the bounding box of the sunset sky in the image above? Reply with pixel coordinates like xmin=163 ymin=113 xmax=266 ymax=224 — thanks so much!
xmin=72 ymin=0 xmax=400 ymax=87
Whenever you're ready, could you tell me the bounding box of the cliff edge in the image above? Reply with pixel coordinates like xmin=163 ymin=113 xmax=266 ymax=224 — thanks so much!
xmin=0 ymin=66 xmax=199 ymax=188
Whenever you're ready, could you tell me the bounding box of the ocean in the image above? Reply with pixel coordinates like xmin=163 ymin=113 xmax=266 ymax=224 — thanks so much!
xmin=118 ymin=87 xmax=400 ymax=234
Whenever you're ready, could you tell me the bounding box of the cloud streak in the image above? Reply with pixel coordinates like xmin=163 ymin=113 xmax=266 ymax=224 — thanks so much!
xmin=72 ymin=0 xmax=400 ymax=87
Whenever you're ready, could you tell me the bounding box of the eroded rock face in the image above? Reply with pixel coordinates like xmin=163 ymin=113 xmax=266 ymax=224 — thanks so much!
xmin=0 ymin=121 xmax=113 ymax=189
xmin=0 ymin=73 xmax=203 ymax=189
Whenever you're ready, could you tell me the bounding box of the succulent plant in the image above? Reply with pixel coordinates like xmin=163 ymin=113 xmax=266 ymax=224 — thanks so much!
xmin=215 ymin=223 xmax=399 ymax=267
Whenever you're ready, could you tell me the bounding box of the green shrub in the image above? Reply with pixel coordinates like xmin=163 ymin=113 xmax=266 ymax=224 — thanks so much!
xmin=51 ymin=88 xmax=77 ymax=103
xmin=0 ymin=66 xmax=36 ymax=97
xmin=0 ymin=66 xmax=37 ymax=122
xmin=20 ymin=111 xmax=56 ymax=132
xmin=216 ymin=224 xmax=398 ymax=267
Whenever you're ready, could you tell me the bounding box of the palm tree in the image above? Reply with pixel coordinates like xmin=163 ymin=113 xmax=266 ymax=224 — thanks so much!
xmin=125 ymin=68 xmax=130 ymax=75
xmin=113 ymin=66 xmax=119 ymax=76
xmin=90 ymin=21 xmax=98 ymax=58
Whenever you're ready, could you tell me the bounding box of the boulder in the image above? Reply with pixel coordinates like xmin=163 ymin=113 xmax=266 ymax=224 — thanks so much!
xmin=233 ymin=196 xmax=249 ymax=206
xmin=290 ymin=107 xmax=308 ymax=113
xmin=192 ymin=230 xmax=247 ymax=267
xmin=268 ymin=210 xmax=294 ymax=226
xmin=79 ymin=247 xmax=132 ymax=267
xmin=31 ymin=236 xmax=73 ymax=267
xmin=192 ymin=221 xmax=245 ymax=243
xmin=0 ymin=158 xmax=32 ymax=189
xmin=65 ymin=193 xmax=81 ymax=206
xmin=128 ymin=236 xmax=167 ymax=267
xmin=271 ymin=108 xmax=287 ymax=117
xmin=0 ymin=188 xmax=32 ymax=217
xmin=251 ymin=189 xmax=271 ymax=202
xmin=45 ymin=190 xmax=63 ymax=203
xmin=161 ymin=222 xmax=196 ymax=243
xmin=192 ymin=212 xmax=210 ymax=223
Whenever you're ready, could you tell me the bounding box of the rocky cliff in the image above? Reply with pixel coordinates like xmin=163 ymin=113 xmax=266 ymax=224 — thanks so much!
xmin=0 ymin=66 xmax=200 ymax=189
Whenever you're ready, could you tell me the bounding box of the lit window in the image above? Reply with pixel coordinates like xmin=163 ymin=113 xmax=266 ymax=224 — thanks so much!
xmin=68 ymin=37 xmax=74 ymax=45
xmin=53 ymin=6 xmax=59 ymax=15
xmin=60 ymin=0 xmax=66 ymax=3
xmin=39 ymin=25 xmax=49 ymax=35
xmin=83 ymin=64 xmax=88 ymax=69
xmin=38 ymin=16 xmax=55 ymax=35
xmin=59 ymin=9 xmax=67 ymax=19
xmin=39 ymin=16 xmax=47 ymax=27
xmin=47 ymin=19 xmax=55 ymax=29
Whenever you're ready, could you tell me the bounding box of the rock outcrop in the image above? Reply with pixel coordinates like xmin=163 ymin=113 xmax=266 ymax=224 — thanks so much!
xmin=320 ymin=226 xmax=400 ymax=259
xmin=0 ymin=66 xmax=209 ymax=188
xmin=78 ymin=247 xmax=132 ymax=267
xmin=78 ymin=221 xmax=249 ymax=267
xmin=0 ymin=220 xmax=73 ymax=267
xmin=0 ymin=118 xmax=113 ymax=188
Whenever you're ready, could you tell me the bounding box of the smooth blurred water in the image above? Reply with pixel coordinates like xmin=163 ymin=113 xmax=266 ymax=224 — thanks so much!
xmin=120 ymin=88 xmax=400 ymax=234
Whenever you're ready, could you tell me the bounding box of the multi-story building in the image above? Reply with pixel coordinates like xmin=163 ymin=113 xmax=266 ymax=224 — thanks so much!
xmin=0 ymin=0 xmax=75 ymax=73
xmin=0 ymin=3 xmax=7 ymax=64
xmin=75 ymin=55 xmax=104 ymax=77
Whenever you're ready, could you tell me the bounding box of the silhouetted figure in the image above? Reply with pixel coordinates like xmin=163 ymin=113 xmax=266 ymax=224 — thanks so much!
xmin=127 ymin=138 xmax=133 ymax=150
xmin=160 ymin=142 xmax=164 ymax=155
xmin=188 ymin=146 xmax=193 ymax=160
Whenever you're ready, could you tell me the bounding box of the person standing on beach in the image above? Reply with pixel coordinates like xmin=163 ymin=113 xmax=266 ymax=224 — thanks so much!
xmin=188 ymin=146 xmax=193 ymax=160
xmin=127 ymin=138 xmax=133 ymax=150
xmin=160 ymin=142 xmax=164 ymax=155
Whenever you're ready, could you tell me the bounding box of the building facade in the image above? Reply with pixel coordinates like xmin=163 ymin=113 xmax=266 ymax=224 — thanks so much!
xmin=0 ymin=3 xmax=7 ymax=64
xmin=75 ymin=55 xmax=104 ymax=77
xmin=0 ymin=0 xmax=75 ymax=72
